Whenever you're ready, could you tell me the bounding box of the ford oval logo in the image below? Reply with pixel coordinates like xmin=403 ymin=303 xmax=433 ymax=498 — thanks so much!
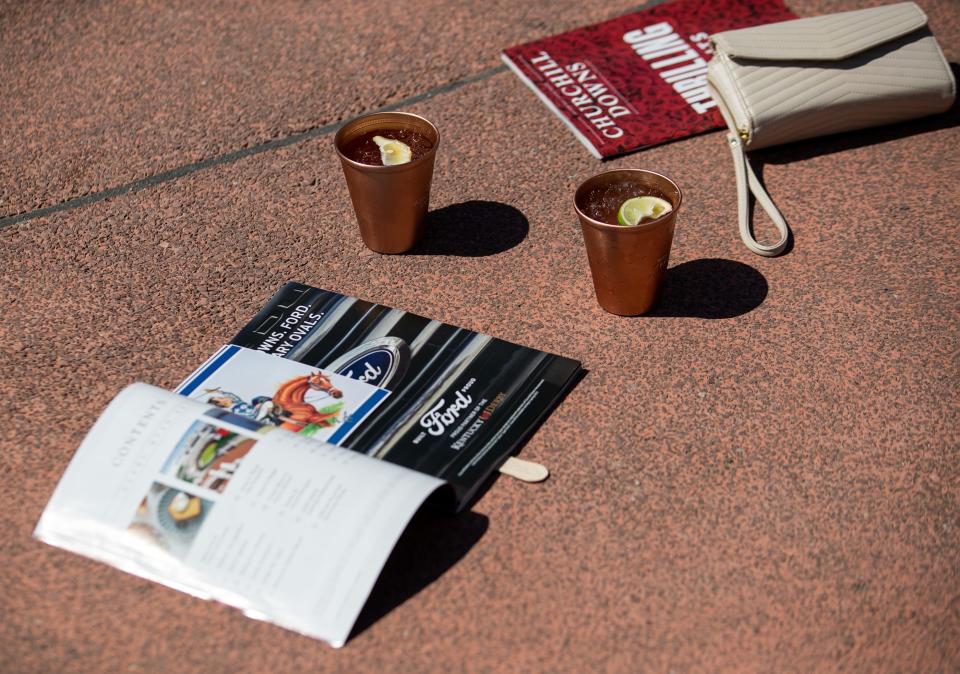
xmin=329 ymin=337 xmax=410 ymax=389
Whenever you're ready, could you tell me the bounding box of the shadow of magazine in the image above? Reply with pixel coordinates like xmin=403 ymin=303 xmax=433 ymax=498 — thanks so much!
xmin=349 ymin=506 xmax=488 ymax=641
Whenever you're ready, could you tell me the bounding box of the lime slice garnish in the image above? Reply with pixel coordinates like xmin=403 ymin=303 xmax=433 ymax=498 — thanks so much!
xmin=372 ymin=135 xmax=413 ymax=166
xmin=617 ymin=196 xmax=673 ymax=226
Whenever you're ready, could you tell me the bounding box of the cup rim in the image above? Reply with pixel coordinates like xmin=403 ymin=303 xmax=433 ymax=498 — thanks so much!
xmin=574 ymin=169 xmax=682 ymax=231
xmin=334 ymin=111 xmax=440 ymax=173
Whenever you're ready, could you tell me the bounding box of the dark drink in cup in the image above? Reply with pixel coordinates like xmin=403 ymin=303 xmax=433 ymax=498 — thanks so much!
xmin=574 ymin=170 xmax=682 ymax=315
xmin=341 ymin=129 xmax=435 ymax=166
xmin=334 ymin=112 xmax=440 ymax=254
xmin=578 ymin=180 xmax=672 ymax=225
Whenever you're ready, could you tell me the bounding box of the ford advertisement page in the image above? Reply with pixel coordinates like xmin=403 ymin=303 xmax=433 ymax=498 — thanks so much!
xmin=225 ymin=282 xmax=582 ymax=508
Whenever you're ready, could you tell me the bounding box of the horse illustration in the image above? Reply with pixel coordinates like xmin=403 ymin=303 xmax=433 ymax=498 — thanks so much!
xmin=272 ymin=371 xmax=344 ymax=432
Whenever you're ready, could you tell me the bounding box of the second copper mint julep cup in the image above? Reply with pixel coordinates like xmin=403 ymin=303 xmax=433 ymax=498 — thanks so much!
xmin=575 ymin=170 xmax=682 ymax=316
xmin=334 ymin=112 xmax=439 ymax=254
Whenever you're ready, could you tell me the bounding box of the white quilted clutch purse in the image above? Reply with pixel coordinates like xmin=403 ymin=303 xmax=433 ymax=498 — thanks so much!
xmin=707 ymin=2 xmax=956 ymax=256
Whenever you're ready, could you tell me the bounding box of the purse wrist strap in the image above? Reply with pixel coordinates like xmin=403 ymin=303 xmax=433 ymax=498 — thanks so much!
xmin=728 ymin=133 xmax=790 ymax=257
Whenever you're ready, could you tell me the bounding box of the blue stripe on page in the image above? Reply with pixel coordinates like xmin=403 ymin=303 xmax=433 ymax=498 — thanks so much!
xmin=174 ymin=344 xmax=227 ymax=393
xmin=327 ymin=388 xmax=389 ymax=445
xmin=178 ymin=345 xmax=241 ymax=396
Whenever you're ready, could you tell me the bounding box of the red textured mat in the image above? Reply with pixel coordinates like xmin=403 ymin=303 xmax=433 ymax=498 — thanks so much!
xmin=1 ymin=0 xmax=958 ymax=671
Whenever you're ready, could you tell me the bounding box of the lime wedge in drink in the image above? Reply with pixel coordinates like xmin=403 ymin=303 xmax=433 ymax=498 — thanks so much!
xmin=372 ymin=135 xmax=413 ymax=166
xmin=617 ymin=196 xmax=673 ymax=226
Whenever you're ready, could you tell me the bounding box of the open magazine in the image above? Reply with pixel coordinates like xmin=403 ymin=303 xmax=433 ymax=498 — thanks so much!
xmin=35 ymin=283 xmax=582 ymax=646
xmin=34 ymin=384 xmax=446 ymax=647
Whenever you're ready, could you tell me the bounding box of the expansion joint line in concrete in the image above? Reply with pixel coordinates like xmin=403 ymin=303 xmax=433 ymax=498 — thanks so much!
xmin=0 ymin=65 xmax=507 ymax=230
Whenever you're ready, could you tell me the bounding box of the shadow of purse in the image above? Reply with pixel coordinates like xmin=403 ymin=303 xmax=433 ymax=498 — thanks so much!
xmin=706 ymin=1 xmax=955 ymax=257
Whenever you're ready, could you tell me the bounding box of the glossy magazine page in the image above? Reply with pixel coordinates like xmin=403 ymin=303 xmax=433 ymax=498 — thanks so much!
xmin=177 ymin=345 xmax=391 ymax=447
xmin=34 ymin=384 xmax=444 ymax=648
xmin=230 ymin=282 xmax=583 ymax=509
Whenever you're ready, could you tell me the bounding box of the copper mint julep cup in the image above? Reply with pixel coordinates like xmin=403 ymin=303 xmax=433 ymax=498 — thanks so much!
xmin=574 ymin=169 xmax=682 ymax=316
xmin=334 ymin=112 xmax=439 ymax=254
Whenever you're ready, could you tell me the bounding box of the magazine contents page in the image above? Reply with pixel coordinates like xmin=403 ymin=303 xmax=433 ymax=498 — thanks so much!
xmin=34 ymin=384 xmax=444 ymax=648
xmin=230 ymin=282 xmax=582 ymax=508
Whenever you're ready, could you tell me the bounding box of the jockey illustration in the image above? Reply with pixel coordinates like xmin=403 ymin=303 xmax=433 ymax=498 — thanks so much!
xmin=202 ymin=389 xmax=285 ymax=426
xmin=200 ymin=371 xmax=344 ymax=432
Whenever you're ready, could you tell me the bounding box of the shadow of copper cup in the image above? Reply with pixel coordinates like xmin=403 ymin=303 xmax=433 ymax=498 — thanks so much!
xmin=334 ymin=112 xmax=440 ymax=254
xmin=574 ymin=169 xmax=682 ymax=316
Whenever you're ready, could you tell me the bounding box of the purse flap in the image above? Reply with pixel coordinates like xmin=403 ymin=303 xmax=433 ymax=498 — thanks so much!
xmin=711 ymin=2 xmax=928 ymax=61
